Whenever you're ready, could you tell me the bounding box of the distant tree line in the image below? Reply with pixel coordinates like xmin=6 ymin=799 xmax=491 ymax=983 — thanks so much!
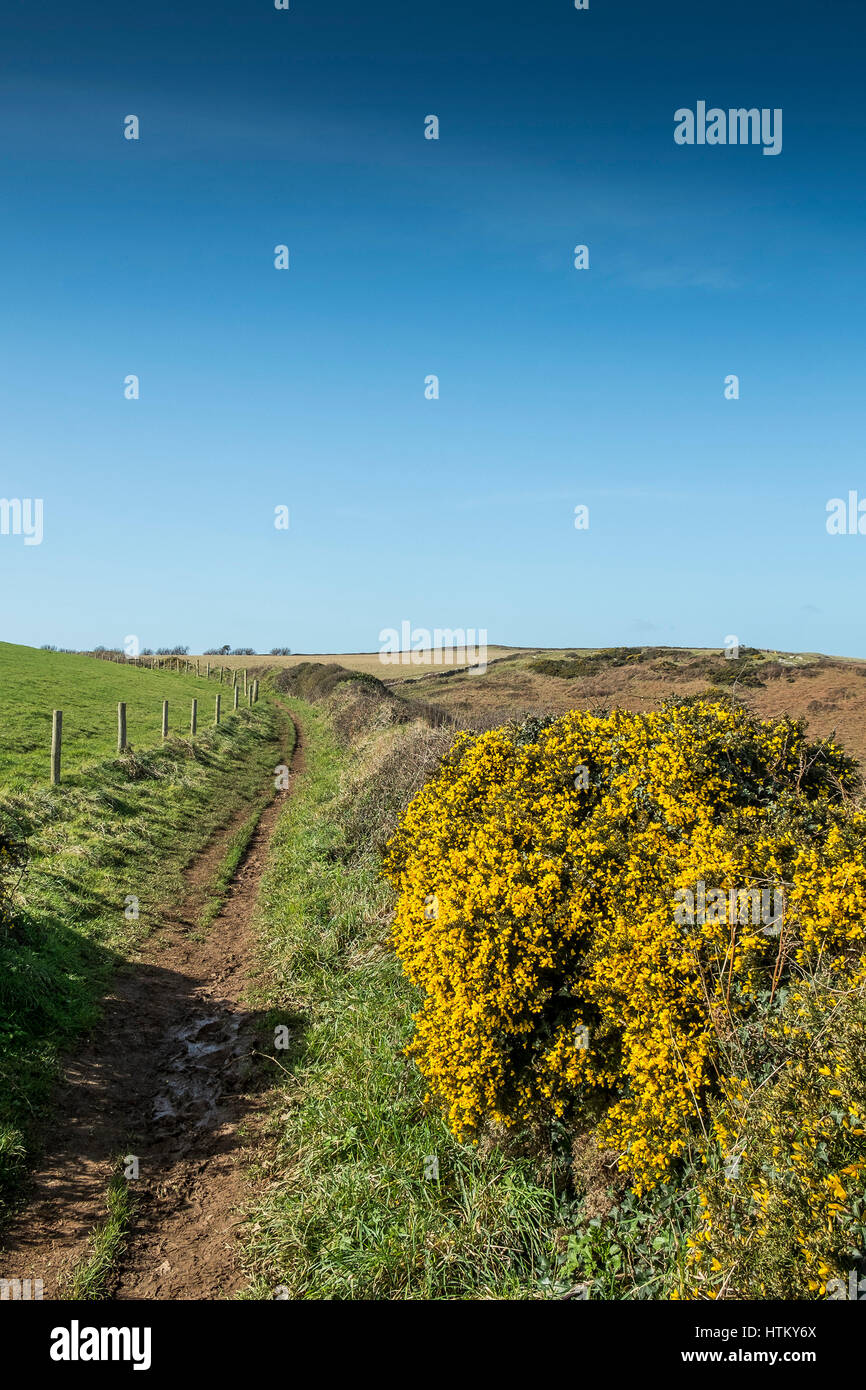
xmin=40 ymin=642 xmax=292 ymax=657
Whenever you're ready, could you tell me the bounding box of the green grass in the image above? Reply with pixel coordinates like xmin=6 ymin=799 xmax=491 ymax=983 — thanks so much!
xmin=197 ymin=809 xmax=262 ymax=932
xmin=0 ymin=641 xmax=240 ymax=792
xmin=197 ymin=719 xmax=297 ymax=931
xmin=0 ymin=648 xmax=289 ymax=1215
xmin=61 ymin=1168 xmax=136 ymax=1301
xmin=241 ymin=700 xmax=577 ymax=1300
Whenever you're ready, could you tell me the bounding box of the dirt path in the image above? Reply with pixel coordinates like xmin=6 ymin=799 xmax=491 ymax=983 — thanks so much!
xmin=0 ymin=714 xmax=303 ymax=1301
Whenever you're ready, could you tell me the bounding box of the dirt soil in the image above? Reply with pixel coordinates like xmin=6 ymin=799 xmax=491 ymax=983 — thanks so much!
xmin=0 ymin=715 xmax=303 ymax=1301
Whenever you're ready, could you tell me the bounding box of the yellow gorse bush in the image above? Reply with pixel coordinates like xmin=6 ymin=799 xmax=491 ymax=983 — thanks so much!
xmin=383 ymin=700 xmax=865 ymax=1191
xmin=681 ymin=986 xmax=866 ymax=1299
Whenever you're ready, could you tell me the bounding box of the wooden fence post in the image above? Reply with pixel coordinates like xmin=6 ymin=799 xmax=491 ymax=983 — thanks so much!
xmin=162 ymin=700 xmax=169 ymax=740
xmin=51 ymin=710 xmax=62 ymax=785
xmin=190 ymin=698 xmax=197 ymax=737
xmin=214 ymin=693 xmax=221 ymax=725
xmin=243 ymin=668 xmax=248 ymax=695
xmin=233 ymin=684 xmax=239 ymax=711
xmin=117 ymin=702 xmax=127 ymax=753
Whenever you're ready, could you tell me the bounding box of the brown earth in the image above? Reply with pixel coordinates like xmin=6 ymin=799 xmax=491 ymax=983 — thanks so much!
xmin=0 ymin=715 xmax=303 ymax=1301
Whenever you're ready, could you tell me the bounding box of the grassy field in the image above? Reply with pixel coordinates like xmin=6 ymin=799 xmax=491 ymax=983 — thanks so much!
xmin=0 ymin=643 xmax=242 ymax=792
xmin=0 ymin=645 xmax=286 ymax=1216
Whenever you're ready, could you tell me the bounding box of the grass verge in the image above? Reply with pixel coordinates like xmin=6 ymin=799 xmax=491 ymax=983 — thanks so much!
xmin=241 ymin=698 xmax=579 ymax=1300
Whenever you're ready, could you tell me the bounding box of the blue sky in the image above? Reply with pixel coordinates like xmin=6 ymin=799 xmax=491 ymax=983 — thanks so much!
xmin=1 ymin=0 xmax=865 ymax=655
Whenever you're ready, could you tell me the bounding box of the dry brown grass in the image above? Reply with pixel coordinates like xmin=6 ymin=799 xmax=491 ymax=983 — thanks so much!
xmin=326 ymin=685 xmax=457 ymax=853
xmin=389 ymin=650 xmax=866 ymax=767
xmin=190 ymin=646 xmax=529 ymax=676
xmin=202 ymin=642 xmax=866 ymax=767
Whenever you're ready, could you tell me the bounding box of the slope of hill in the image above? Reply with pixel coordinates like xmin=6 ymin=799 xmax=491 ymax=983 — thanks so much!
xmin=390 ymin=646 xmax=866 ymax=768
xmin=0 ymin=643 xmax=239 ymax=791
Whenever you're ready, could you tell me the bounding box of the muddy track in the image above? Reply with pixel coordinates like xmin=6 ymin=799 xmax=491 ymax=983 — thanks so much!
xmin=0 ymin=712 xmax=303 ymax=1301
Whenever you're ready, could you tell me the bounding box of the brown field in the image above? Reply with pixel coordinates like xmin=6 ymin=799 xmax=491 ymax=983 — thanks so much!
xmin=387 ymin=647 xmax=866 ymax=769
xmin=190 ymin=645 xmax=527 ymax=675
